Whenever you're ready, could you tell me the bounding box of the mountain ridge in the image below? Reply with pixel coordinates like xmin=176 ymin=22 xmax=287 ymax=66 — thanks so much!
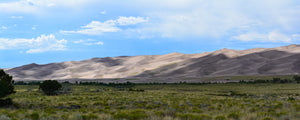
xmin=5 ymin=44 xmax=300 ymax=81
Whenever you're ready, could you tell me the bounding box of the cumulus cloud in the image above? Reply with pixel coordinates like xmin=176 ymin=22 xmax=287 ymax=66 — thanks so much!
xmin=116 ymin=16 xmax=149 ymax=25
xmin=61 ymin=16 xmax=148 ymax=35
xmin=232 ymin=31 xmax=293 ymax=43
xmin=1 ymin=0 xmax=299 ymax=43
xmin=0 ymin=34 xmax=67 ymax=53
xmin=61 ymin=21 xmax=120 ymax=35
xmin=128 ymin=0 xmax=300 ymax=39
xmin=74 ymin=39 xmax=104 ymax=45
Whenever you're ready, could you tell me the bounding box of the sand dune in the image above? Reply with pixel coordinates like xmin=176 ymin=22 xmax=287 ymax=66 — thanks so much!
xmin=5 ymin=44 xmax=300 ymax=81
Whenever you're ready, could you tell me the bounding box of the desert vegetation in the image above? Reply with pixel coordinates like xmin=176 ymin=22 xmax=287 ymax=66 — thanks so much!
xmin=1 ymin=77 xmax=300 ymax=119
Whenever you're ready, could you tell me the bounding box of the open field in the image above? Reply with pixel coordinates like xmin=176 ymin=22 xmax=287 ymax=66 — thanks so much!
xmin=1 ymin=83 xmax=300 ymax=120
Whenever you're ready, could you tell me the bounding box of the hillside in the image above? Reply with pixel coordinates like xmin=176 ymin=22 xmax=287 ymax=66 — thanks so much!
xmin=5 ymin=44 xmax=300 ymax=81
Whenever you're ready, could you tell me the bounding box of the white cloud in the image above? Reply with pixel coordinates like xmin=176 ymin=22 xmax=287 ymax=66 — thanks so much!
xmin=0 ymin=0 xmax=92 ymax=14
xmin=116 ymin=16 xmax=148 ymax=25
xmin=47 ymin=3 xmax=56 ymax=7
xmin=232 ymin=32 xmax=266 ymax=41
xmin=74 ymin=39 xmax=103 ymax=45
xmin=32 ymin=27 xmax=36 ymax=30
xmin=0 ymin=0 xmax=37 ymax=13
xmin=61 ymin=21 xmax=120 ymax=35
xmin=0 ymin=34 xmax=67 ymax=53
xmin=1 ymin=26 xmax=7 ymax=29
xmin=1 ymin=0 xmax=299 ymax=41
xmin=232 ymin=31 xmax=293 ymax=43
xmin=122 ymin=0 xmax=300 ymax=39
xmin=95 ymin=41 xmax=104 ymax=45
xmin=61 ymin=16 xmax=148 ymax=35
xmin=10 ymin=16 xmax=23 ymax=19
xmin=292 ymin=34 xmax=300 ymax=40
xmin=74 ymin=40 xmax=84 ymax=44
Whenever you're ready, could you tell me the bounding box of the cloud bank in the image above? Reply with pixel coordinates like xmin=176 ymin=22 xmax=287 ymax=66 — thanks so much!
xmin=232 ymin=31 xmax=299 ymax=43
xmin=0 ymin=0 xmax=299 ymax=51
xmin=0 ymin=34 xmax=67 ymax=53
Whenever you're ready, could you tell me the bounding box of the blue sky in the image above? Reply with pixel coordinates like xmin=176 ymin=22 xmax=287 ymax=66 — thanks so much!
xmin=0 ymin=0 xmax=300 ymax=68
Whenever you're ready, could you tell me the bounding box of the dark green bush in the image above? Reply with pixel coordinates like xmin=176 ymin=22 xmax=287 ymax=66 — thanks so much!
xmin=128 ymin=88 xmax=145 ymax=92
xmin=0 ymin=98 xmax=12 ymax=107
xmin=294 ymin=75 xmax=300 ymax=83
xmin=0 ymin=70 xmax=14 ymax=98
xmin=0 ymin=70 xmax=15 ymax=107
xmin=272 ymin=78 xmax=281 ymax=83
xmin=29 ymin=112 xmax=39 ymax=120
xmin=39 ymin=80 xmax=62 ymax=95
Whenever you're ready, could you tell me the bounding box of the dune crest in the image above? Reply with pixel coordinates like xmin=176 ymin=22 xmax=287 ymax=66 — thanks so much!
xmin=6 ymin=44 xmax=300 ymax=81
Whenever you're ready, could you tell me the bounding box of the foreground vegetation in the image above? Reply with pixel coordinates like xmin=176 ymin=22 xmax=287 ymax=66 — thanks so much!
xmin=0 ymin=83 xmax=300 ymax=120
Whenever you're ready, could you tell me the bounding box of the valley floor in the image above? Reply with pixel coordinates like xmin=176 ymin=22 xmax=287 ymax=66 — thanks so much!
xmin=1 ymin=83 xmax=300 ymax=120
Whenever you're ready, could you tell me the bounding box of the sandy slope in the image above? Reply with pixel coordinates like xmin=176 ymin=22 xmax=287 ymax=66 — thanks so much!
xmin=5 ymin=44 xmax=300 ymax=81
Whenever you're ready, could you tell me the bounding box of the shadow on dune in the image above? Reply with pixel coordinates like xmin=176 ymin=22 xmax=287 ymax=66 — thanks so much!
xmin=133 ymin=50 xmax=300 ymax=78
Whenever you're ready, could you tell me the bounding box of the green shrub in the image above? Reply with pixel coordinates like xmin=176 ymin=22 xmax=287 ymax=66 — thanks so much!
xmin=0 ymin=98 xmax=13 ymax=107
xmin=176 ymin=113 xmax=212 ymax=120
xmin=293 ymin=75 xmax=300 ymax=83
xmin=113 ymin=109 xmax=148 ymax=120
xmin=44 ymin=107 xmax=56 ymax=114
xmin=288 ymin=97 xmax=295 ymax=101
xmin=227 ymin=112 xmax=239 ymax=120
xmin=128 ymin=88 xmax=145 ymax=92
xmin=29 ymin=112 xmax=39 ymax=120
xmin=295 ymin=104 xmax=300 ymax=112
xmin=154 ymin=111 xmax=165 ymax=117
xmin=215 ymin=115 xmax=227 ymax=120
xmin=39 ymin=80 xmax=62 ymax=95
xmin=272 ymin=78 xmax=281 ymax=83
xmin=82 ymin=113 xmax=98 ymax=120
xmin=61 ymin=114 xmax=69 ymax=120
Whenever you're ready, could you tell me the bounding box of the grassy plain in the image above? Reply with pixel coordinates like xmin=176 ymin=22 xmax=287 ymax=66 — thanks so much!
xmin=1 ymin=83 xmax=300 ymax=120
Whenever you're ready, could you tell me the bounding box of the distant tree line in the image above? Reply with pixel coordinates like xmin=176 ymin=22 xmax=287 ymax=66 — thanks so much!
xmin=14 ymin=81 xmax=215 ymax=86
xmin=239 ymin=75 xmax=300 ymax=84
xmin=14 ymin=81 xmax=42 ymax=85
xmin=13 ymin=75 xmax=300 ymax=87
